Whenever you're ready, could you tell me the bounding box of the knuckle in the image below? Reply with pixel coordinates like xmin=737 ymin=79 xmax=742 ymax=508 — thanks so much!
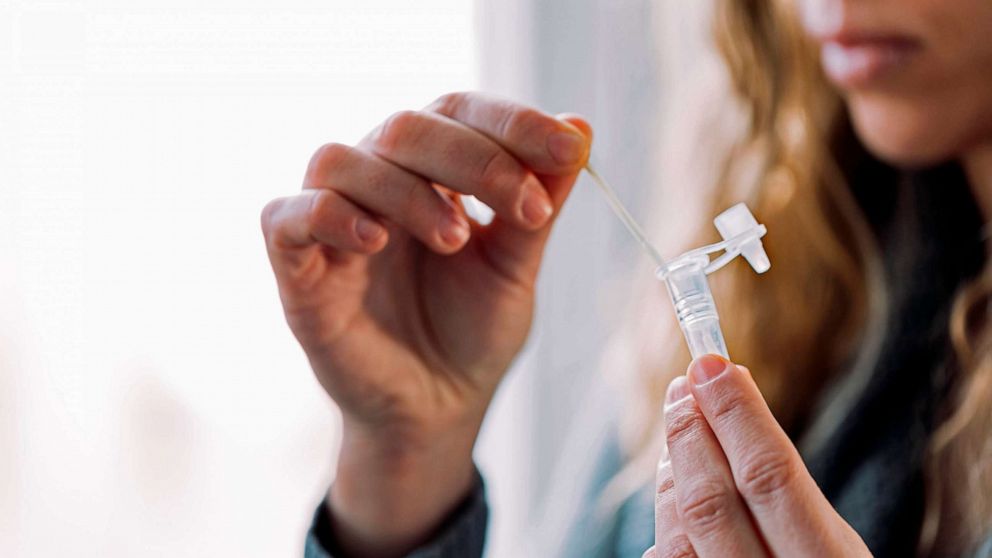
xmin=498 ymin=106 xmax=543 ymax=141
xmin=474 ymin=148 xmax=509 ymax=192
xmin=707 ymin=387 xmax=748 ymax=427
xmin=657 ymin=536 xmax=697 ymax=558
xmin=306 ymin=143 xmax=352 ymax=185
xmin=677 ymin=481 xmax=733 ymax=533
xmin=737 ymin=451 xmax=798 ymax=504
xmin=314 ymin=142 xmax=351 ymax=169
xmin=664 ymin=404 xmax=706 ymax=447
xmin=429 ymin=91 xmax=467 ymax=115
xmin=357 ymin=151 xmax=425 ymax=216
xmin=316 ymin=142 xmax=352 ymax=166
xmin=375 ymin=110 xmax=420 ymax=153
xmin=259 ymin=197 xmax=285 ymax=235
xmin=305 ymin=189 xmax=335 ymax=233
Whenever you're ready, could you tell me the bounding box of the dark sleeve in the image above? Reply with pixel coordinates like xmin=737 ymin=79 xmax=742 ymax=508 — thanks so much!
xmin=971 ymin=534 xmax=992 ymax=558
xmin=304 ymin=470 xmax=488 ymax=558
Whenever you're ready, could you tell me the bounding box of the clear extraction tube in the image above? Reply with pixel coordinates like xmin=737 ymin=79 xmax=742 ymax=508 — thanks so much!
xmin=659 ymin=255 xmax=729 ymax=360
xmin=583 ymin=164 xmax=767 ymax=361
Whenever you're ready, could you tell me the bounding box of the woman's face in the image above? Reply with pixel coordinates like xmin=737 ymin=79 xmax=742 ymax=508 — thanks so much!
xmin=798 ymin=0 xmax=992 ymax=167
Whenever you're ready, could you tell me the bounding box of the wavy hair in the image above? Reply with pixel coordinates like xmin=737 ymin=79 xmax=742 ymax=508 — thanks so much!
xmin=605 ymin=0 xmax=992 ymax=554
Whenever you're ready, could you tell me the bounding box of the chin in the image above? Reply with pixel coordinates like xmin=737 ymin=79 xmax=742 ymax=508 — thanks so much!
xmin=845 ymin=94 xmax=969 ymax=169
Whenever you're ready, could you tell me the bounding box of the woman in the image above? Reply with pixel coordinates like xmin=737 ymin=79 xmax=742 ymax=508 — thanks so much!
xmin=260 ymin=0 xmax=992 ymax=556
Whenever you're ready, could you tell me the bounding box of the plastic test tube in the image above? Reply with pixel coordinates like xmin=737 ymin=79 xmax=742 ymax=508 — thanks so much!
xmin=659 ymin=255 xmax=730 ymax=360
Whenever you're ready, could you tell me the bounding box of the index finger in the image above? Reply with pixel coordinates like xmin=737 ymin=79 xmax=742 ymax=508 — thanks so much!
xmin=686 ymin=356 xmax=858 ymax=557
xmin=426 ymin=92 xmax=591 ymax=175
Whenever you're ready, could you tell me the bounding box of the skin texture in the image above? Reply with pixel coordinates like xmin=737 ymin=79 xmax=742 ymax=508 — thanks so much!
xmin=643 ymin=357 xmax=872 ymax=558
xmin=798 ymin=0 xmax=992 ymax=167
xmin=261 ymin=92 xmax=591 ymax=557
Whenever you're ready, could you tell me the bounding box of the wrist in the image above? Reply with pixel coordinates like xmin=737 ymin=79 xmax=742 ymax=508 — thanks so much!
xmin=327 ymin=417 xmax=480 ymax=557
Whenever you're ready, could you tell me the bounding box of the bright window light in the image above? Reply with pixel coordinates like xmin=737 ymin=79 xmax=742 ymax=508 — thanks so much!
xmin=0 ymin=1 xmax=476 ymax=556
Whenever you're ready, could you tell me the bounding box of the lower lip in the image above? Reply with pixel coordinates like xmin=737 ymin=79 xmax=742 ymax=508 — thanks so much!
xmin=820 ymin=40 xmax=921 ymax=88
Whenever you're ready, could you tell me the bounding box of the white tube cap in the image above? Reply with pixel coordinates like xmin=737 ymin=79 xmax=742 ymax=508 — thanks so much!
xmin=714 ymin=203 xmax=771 ymax=274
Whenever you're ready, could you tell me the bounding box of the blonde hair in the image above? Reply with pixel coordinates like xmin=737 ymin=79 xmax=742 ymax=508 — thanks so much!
xmin=606 ymin=0 xmax=992 ymax=554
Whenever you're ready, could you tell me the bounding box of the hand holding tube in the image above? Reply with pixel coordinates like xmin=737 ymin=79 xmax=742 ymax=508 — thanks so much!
xmin=261 ymin=92 xmax=592 ymax=556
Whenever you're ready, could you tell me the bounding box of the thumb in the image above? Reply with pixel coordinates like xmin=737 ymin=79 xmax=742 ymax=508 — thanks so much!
xmin=474 ymin=115 xmax=592 ymax=284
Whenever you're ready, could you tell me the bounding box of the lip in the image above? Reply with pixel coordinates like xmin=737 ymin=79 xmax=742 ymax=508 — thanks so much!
xmin=816 ymin=32 xmax=923 ymax=88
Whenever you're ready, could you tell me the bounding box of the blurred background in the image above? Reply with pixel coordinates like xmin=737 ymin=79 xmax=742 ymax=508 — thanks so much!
xmin=0 ymin=0 xmax=702 ymax=555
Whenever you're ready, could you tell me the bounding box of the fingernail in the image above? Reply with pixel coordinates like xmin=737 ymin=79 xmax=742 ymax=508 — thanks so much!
xmin=665 ymin=376 xmax=691 ymax=406
xmin=546 ymin=130 xmax=586 ymax=165
xmin=520 ymin=179 xmax=553 ymax=227
xmin=355 ymin=216 xmax=384 ymax=243
xmin=439 ymin=211 xmax=470 ymax=246
xmin=688 ymin=355 xmax=730 ymax=386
